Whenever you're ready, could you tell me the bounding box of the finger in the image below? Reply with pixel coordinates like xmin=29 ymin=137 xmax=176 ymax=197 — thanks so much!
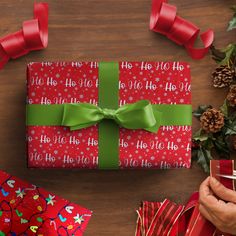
xmin=205 ymin=199 xmax=230 ymax=219
xmin=199 ymin=177 xmax=211 ymax=194
xmin=199 ymin=178 xmax=225 ymax=214
xmin=199 ymin=204 xmax=232 ymax=234
xmin=202 ymin=177 xmax=214 ymax=194
xmin=199 ymin=177 xmax=218 ymax=205
xmin=199 ymin=204 xmax=215 ymax=223
xmin=210 ymin=177 xmax=236 ymax=203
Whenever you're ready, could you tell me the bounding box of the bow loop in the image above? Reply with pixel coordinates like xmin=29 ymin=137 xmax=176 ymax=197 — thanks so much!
xmin=115 ymin=100 xmax=161 ymax=132
xmin=62 ymin=103 xmax=103 ymax=131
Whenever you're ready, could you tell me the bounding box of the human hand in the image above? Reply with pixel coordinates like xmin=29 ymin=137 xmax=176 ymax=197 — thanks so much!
xmin=199 ymin=176 xmax=236 ymax=235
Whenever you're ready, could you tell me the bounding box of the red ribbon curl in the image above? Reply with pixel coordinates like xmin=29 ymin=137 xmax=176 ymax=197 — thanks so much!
xmin=150 ymin=0 xmax=214 ymax=59
xmin=0 ymin=2 xmax=48 ymax=69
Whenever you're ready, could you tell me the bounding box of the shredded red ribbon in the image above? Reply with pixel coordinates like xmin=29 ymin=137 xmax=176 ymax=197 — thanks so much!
xmin=136 ymin=160 xmax=234 ymax=236
xmin=150 ymin=0 xmax=214 ymax=59
xmin=0 ymin=2 xmax=48 ymax=69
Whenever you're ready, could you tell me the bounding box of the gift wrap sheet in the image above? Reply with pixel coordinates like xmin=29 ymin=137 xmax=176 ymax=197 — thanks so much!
xmin=27 ymin=62 xmax=191 ymax=169
xmin=0 ymin=170 xmax=92 ymax=235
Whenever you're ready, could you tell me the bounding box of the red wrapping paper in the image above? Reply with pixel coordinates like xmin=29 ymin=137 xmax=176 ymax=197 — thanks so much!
xmin=27 ymin=61 xmax=191 ymax=169
xmin=0 ymin=170 xmax=92 ymax=235
xmin=135 ymin=160 xmax=235 ymax=236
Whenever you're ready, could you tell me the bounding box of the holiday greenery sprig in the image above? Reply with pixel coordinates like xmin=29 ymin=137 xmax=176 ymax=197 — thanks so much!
xmin=192 ymin=6 xmax=236 ymax=172
xmin=228 ymin=6 xmax=236 ymax=31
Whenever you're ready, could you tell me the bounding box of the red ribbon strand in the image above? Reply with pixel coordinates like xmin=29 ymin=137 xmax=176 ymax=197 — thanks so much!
xmin=0 ymin=2 xmax=48 ymax=69
xmin=136 ymin=160 xmax=234 ymax=236
xmin=150 ymin=0 xmax=214 ymax=59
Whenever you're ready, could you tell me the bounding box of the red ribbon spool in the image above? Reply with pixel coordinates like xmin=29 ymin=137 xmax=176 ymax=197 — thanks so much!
xmin=0 ymin=2 xmax=48 ymax=69
xmin=136 ymin=160 xmax=234 ymax=236
xmin=150 ymin=0 xmax=214 ymax=59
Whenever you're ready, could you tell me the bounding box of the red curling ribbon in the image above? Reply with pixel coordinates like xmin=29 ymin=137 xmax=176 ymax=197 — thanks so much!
xmin=0 ymin=2 xmax=48 ymax=70
xmin=135 ymin=160 xmax=234 ymax=236
xmin=150 ymin=0 xmax=214 ymax=59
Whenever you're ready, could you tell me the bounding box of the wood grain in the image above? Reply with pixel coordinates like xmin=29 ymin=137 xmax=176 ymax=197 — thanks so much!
xmin=0 ymin=0 xmax=235 ymax=235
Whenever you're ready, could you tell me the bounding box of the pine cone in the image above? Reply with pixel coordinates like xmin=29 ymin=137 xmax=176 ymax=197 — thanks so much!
xmin=227 ymin=85 xmax=236 ymax=107
xmin=212 ymin=65 xmax=235 ymax=88
xmin=200 ymin=108 xmax=224 ymax=133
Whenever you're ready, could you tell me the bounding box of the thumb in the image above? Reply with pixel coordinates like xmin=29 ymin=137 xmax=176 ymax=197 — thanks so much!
xmin=209 ymin=177 xmax=236 ymax=203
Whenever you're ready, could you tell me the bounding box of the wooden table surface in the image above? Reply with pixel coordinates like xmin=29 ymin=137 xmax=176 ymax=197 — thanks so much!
xmin=0 ymin=0 xmax=235 ymax=235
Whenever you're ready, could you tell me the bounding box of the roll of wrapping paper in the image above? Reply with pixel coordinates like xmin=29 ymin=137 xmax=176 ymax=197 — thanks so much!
xmin=135 ymin=160 xmax=234 ymax=236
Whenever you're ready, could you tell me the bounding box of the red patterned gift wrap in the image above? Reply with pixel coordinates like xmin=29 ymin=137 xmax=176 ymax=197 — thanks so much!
xmin=26 ymin=62 xmax=191 ymax=169
xmin=0 ymin=170 xmax=92 ymax=235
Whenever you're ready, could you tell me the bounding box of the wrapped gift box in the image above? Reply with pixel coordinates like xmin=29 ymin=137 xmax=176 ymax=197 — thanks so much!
xmin=0 ymin=170 xmax=92 ymax=235
xmin=26 ymin=61 xmax=191 ymax=169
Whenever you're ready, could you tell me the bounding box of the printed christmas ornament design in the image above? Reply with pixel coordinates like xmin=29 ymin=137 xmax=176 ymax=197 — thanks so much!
xmin=27 ymin=61 xmax=191 ymax=169
xmin=0 ymin=170 xmax=92 ymax=235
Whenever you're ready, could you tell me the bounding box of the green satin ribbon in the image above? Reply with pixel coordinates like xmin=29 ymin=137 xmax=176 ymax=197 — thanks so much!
xmin=27 ymin=100 xmax=165 ymax=132
xmin=98 ymin=62 xmax=119 ymax=169
xmin=26 ymin=102 xmax=192 ymax=131
xmin=26 ymin=62 xmax=192 ymax=169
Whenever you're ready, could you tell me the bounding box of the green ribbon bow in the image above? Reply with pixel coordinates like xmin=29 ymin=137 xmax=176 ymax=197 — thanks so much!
xmin=27 ymin=100 xmax=162 ymax=132
xmin=26 ymin=62 xmax=192 ymax=169
xmin=63 ymin=100 xmax=161 ymax=132
xmin=26 ymin=101 xmax=192 ymax=133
